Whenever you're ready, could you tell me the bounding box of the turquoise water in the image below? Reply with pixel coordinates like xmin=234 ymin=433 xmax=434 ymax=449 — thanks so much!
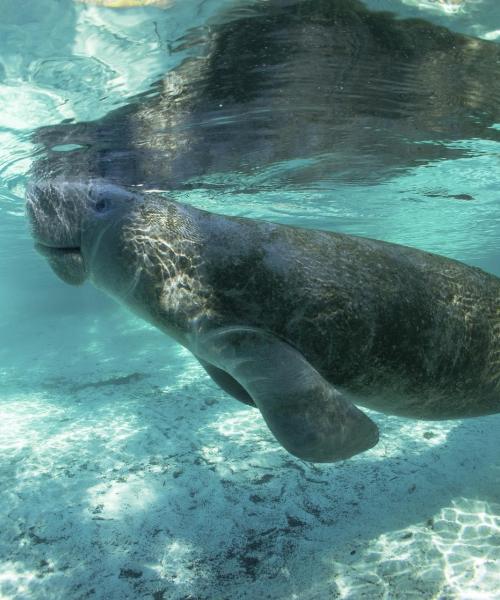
xmin=1 ymin=0 xmax=500 ymax=598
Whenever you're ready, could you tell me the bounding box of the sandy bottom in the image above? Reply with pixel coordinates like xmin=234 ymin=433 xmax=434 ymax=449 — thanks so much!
xmin=1 ymin=307 xmax=499 ymax=600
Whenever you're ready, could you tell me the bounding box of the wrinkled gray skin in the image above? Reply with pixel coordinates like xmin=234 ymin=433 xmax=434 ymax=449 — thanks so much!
xmin=27 ymin=180 xmax=500 ymax=462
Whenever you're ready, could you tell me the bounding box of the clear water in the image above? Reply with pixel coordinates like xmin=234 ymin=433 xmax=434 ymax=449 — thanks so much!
xmin=1 ymin=0 xmax=500 ymax=598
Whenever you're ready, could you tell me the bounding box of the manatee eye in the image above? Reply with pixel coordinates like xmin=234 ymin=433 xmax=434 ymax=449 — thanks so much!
xmin=94 ymin=197 xmax=108 ymax=213
xmin=89 ymin=184 xmax=136 ymax=215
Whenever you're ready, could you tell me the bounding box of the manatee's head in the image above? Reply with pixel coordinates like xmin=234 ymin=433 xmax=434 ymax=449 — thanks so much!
xmin=26 ymin=179 xmax=142 ymax=287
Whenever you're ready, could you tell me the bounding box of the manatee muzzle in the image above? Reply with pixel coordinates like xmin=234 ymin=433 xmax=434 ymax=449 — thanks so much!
xmin=26 ymin=180 xmax=89 ymax=285
xmin=34 ymin=243 xmax=87 ymax=285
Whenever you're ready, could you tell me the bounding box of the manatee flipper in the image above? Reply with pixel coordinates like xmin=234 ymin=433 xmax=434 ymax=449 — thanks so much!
xmin=195 ymin=327 xmax=379 ymax=462
xmin=196 ymin=357 xmax=256 ymax=407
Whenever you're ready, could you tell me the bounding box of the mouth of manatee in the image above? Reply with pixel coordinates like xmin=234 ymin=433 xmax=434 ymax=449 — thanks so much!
xmin=34 ymin=241 xmax=87 ymax=286
xmin=35 ymin=243 xmax=81 ymax=257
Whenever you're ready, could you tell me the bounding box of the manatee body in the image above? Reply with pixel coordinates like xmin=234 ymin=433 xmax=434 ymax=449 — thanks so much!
xmin=26 ymin=180 xmax=500 ymax=462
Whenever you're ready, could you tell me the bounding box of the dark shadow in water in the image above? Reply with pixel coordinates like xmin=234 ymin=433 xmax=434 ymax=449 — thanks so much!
xmin=32 ymin=0 xmax=500 ymax=191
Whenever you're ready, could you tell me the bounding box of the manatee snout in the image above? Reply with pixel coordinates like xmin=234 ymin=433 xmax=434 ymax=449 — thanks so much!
xmin=26 ymin=179 xmax=87 ymax=248
xmin=26 ymin=179 xmax=142 ymax=286
xmin=26 ymin=180 xmax=91 ymax=285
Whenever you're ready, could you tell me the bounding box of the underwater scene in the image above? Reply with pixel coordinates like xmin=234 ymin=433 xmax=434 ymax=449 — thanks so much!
xmin=1 ymin=0 xmax=500 ymax=598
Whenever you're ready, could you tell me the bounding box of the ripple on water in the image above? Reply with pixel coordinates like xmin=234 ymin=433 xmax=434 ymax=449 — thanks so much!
xmin=29 ymin=56 xmax=118 ymax=95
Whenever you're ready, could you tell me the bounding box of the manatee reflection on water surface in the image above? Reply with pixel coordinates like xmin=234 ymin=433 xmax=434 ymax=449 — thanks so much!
xmin=32 ymin=0 xmax=500 ymax=191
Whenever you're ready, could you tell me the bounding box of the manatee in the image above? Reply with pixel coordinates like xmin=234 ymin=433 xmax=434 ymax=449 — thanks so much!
xmin=26 ymin=180 xmax=500 ymax=462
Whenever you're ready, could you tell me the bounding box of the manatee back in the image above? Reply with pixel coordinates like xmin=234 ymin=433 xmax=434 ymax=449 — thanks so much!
xmin=198 ymin=216 xmax=500 ymax=415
